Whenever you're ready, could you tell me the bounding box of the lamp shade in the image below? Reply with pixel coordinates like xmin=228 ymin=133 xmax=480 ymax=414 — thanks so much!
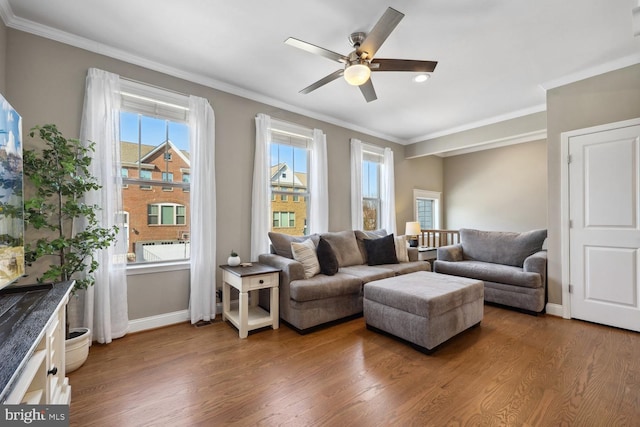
xmin=344 ymin=63 xmax=371 ymax=86
xmin=405 ymin=221 xmax=421 ymax=236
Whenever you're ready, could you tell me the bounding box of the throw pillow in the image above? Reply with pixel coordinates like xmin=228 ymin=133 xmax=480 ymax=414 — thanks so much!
xmin=316 ymin=237 xmax=339 ymax=276
xmin=320 ymin=230 xmax=364 ymax=267
xmin=291 ymin=239 xmax=320 ymax=279
xmin=394 ymin=235 xmax=409 ymax=263
xmin=268 ymin=232 xmax=320 ymax=259
xmin=364 ymin=233 xmax=399 ymax=266
xmin=355 ymin=229 xmax=388 ymax=263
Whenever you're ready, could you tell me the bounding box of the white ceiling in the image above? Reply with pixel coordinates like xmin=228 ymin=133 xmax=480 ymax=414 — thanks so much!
xmin=2 ymin=0 xmax=639 ymax=144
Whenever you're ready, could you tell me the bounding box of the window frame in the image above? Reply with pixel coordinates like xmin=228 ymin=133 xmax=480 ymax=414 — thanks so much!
xmin=413 ymin=189 xmax=442 ymax=232
xmin=147 ymin=202 xmax=187 ymax=226
xmin=119 ymin=79 xmax=191 ymax=270
xmin=361 ymin=145 xmax=384 ymax=231
xmin=268 ymin=119 xmax=312 ymax=236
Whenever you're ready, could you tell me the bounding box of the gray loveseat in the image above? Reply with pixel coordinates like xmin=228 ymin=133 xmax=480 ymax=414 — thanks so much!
xmin=433 ymin=228 xmax=547 ymax=313
xmin=259 ymin=230 xmax=430 ymax=333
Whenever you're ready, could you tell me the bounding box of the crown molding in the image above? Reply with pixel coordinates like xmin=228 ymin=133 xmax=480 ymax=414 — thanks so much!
xmin=407 ymin=104 xmax=547 ymax=145
xmin=2 ymin=0 xmax=636 ymax=147
xmin=1 ymin=5 xmax=403 ymax=145
xmin=435 ymin=129 xmax=547 ymax=158
xmin=540 ymin=52 xmax=640 ymax=91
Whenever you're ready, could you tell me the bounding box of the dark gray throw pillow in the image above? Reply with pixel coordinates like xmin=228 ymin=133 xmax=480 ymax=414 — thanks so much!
xmin=364 ymin=233 xmax=398 ymax=266
xmin=317 ymin=237 xmax=339 ymax=276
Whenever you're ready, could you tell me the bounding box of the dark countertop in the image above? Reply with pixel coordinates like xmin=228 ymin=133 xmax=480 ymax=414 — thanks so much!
xmin=0 ymin=281 xmax=74 ymax=403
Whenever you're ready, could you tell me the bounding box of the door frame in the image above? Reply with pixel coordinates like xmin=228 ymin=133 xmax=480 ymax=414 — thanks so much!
xmin=560 ymin=117 xmax=640 ymax=320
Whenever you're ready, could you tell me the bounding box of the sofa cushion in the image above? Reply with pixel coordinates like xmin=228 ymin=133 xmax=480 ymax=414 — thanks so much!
xmin=269 ymin=232 xmax=319 ymax=259
xmin=460 ymin=228 xmax=547 ymax=267
xmin=434 ymin=260 xmax=543 ymax=289
xmin=291 ymin=239 xmax=320 ymax=279
xmin=355 ymin=229 xmax=387 ymax=263
xmin=339 ymin=265 xmax=395 ymax=284
xmin=321 ymin=230 xmax=364 ymax=267
xmin=364 ymin=234 xmax=398 ymax=266
xmin=316 ymin=237 xmax=339 ymax=276
xmin=289 ymin=273 xmax=364 ymax=302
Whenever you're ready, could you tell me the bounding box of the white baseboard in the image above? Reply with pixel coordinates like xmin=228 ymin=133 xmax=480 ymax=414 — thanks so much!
xmin=545 ymin=303 xmax=564 ymax=317
xmin=128 ymin=310 xmax=190 ymax=333
xmin=128 ymin=303 xmax=223 ymax=333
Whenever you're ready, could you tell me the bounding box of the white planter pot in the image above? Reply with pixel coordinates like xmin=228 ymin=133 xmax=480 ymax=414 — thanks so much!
xmin=228 ymin=256 xmax=241 ymax=266
xmin=66 ymin=327 xmax=91 ymax=373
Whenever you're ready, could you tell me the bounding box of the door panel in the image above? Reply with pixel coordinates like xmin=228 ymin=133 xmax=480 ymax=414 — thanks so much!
xmin=569 ymin=124 xmax=640 ymax=332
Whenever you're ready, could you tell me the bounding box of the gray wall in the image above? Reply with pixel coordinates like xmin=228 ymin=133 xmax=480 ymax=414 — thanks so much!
xmin=397 ymin=154 xmax=443 ymax=224
xmin=4 ymin=29 xmax=440 ymax=320
xmin=443 ymin=140 xmax=547 ymax=231
xmin=546 ymin=63 xmax=640 ymax=306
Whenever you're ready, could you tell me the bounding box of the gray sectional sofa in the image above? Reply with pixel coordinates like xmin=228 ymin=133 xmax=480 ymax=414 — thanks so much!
xmin=433 ymin=228 xmax=548 ymax=313
xmin=259 ymin=229 xmax=430 ymax=333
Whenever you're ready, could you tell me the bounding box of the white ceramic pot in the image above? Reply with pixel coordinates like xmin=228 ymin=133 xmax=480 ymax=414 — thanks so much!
xmin=66 ymin=327 xmax=91 ymax=373
xmin=228 ymin=256 xmax=241 ymax=266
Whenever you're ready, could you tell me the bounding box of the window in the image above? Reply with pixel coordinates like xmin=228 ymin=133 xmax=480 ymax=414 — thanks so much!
xmin=162 ymin=172 xmax=174 ymax=191
xmin=413 ymin=189 xmax=441 ymax=242
xmin=273 ymin=211 xmax=295 ymax=228
xmin=148 ymin=203 xmax=186 ymax=225
xmin=269 ymin=120 xmax=311 ymax=237
xmin=362 ymin=149 xmax=383 ymax=231
xmin=119 ymin=81 xmax=190 ymax=264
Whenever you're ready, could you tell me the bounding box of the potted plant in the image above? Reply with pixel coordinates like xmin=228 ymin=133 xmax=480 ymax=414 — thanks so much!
xmin=22 ymin=124 xmax=118 ymax=372
xmin=227 ymin=250 xmax=241 ymax=266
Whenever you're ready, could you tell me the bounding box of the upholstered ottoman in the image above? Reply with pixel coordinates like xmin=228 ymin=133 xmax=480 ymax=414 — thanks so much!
xmin=363 ymin=271 xmax=484 ymax=353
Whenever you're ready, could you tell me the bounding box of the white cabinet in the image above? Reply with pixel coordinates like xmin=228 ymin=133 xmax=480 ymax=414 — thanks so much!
xmin=1 ymin=282 xmax=73 ymax=405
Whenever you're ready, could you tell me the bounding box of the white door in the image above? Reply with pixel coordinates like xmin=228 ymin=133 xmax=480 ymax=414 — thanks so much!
xmin=569 ymin=123 xmax=640 ymax=332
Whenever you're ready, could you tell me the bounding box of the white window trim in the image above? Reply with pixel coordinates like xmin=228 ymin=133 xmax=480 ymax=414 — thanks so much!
xmin=413 ymin=189 xmax=442 ymax=230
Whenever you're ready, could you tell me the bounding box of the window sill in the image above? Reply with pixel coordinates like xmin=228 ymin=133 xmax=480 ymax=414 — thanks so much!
xmin=126 ymin=260 xmax=190 ymax=276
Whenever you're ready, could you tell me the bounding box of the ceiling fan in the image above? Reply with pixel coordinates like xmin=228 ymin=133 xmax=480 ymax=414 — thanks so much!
xmin=285 ymin=7 xmax=438 ymax=102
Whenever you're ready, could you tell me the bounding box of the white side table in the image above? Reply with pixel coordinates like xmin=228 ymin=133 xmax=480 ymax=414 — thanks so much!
xmin=220 ymin=263 xmax=280 ymax=338
xmin=418 ymin=247 xmax=437 ymax=262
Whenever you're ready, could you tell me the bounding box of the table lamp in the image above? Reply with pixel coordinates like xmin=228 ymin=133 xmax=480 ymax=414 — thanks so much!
xmin=405 ymin=221 xmax=421 ymax=248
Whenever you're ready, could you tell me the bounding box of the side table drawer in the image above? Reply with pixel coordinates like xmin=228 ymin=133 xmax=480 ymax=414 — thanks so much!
xmin=247 ymin=272 xmax=278 ymax=291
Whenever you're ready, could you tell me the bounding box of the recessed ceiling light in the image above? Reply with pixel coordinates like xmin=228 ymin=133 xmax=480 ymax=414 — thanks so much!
xmin=413 ymin=74 xmax=430 ymax=83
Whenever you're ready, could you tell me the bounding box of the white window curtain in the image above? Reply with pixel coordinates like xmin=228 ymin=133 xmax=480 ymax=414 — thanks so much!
xmin=189 ymin=96 xmax=217 ymax=324
xmin=251 ymin=113 xmax=271 ymax=261
xmin=381 ymin=147 xmax=397 ymax=235
xmin=350 ymin=138 xmax=364 ymax=230
xmin=308 ymin=128 xmax=328 ymax=234
xmin=79 ymin=68 xmax=129 ymax=344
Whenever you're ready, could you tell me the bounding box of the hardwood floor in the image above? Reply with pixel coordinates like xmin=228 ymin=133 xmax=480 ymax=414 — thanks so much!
xmin=68 ymin=305 xmax=640 ymax=426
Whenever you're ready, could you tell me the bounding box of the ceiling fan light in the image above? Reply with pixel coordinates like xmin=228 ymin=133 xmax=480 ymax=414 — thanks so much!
xmin=344 ymin=63 xmax=371 ymax=86
xmin=413 ymin=74 xmax=430 ymax=83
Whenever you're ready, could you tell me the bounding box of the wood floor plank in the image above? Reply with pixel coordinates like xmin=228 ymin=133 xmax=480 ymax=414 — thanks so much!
xmin=68 ymin=305 xmax=640 ymax=426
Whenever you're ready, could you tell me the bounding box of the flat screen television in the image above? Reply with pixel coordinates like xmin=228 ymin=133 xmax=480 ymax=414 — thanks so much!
xmin=0 ymin=93 xmax=24 ymax=291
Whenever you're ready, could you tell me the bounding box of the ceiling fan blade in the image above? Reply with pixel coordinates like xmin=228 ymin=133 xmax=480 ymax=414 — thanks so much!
xmin=357 ymin=7 xmax=404 ymax=59
xmin=370 ymin=58 xmax=438 ymax=73
xmin=300 ymin=69 xmax=344 ymax=94
xmin=359 ymin=79 xmax=377 ymax=103
xmin=285 ymin=37 xmax=349 ymax=63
